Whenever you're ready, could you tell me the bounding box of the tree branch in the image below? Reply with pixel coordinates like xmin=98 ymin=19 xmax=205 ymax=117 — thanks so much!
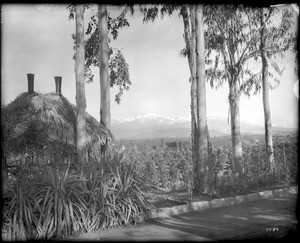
xmin=181 ymin=5 xmax=192 ymax=72
xmin=238 ymin=8 xmax=274 ymax=65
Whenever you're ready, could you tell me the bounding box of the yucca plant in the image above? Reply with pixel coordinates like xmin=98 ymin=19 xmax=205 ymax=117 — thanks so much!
xmin=2 ymin=165 xmax=86 ymax=240
xmin=2 ymin=182 xmax=35 ymax=240
xmin=2 ymin=151 xmax=157 ymax=240
xmin=80 ymin=151 xmax=157 ymax=228
xmin=32 ymin=166 xmax=82 ymax=239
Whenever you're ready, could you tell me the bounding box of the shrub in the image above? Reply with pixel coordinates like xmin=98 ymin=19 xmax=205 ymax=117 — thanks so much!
xmin=2 ymin=151 xmax=156 ymax=240
xmin=157 ymin=157 xmax=169 ymax=188
xmin=169 ymin=158 xmax=181 ymax=190
xmin=2 ymin=166 xmax=81 ymax=240
xmin=144 ymin=159 xmax=160 ymax=187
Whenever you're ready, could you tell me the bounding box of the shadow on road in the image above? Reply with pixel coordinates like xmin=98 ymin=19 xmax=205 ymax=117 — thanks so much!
xmin=148 ymin=196 xmax=298 ymax=240
xmin=68 ymin=195 xmax=298 ymax=241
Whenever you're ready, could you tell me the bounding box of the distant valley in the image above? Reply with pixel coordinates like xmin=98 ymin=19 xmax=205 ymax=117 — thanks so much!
xmin=111 ymin=113 xmax=297 ymax=140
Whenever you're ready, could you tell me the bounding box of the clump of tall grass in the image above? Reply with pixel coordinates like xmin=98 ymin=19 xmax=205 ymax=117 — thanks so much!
xmin=2 ymin=151 xmax=156 ymax=240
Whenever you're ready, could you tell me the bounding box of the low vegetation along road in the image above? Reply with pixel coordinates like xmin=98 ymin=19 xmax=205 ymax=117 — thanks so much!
xmin=70 ymin=194 xmax=298 ymax=241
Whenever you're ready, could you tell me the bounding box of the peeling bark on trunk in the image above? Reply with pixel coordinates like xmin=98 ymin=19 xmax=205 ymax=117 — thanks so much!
xmin=191 ymin=79 xmax=197 ymax=166
xmin=182 ymin=5 xmax=209 ymax=193
xmin=227 ymin=17 xmax=243 ymax=176
xmin=262 ymin=60 xmax=275 ymax=173
xmin=98 ymin=4 xmax=110 ymax=154
xmin=195 ymin=4 xmax=208 ymax=192
xmin=260 ymin=8 xmax=275 ymax=174
xmin=190 ymin=5 xmax=199 ymax=190
xmin=229 ymin=80 xmax=243 ymax=174
xmin=182 ymin=6 xmax=196 ymax=165
xmin=75 ymin=5 xmax=86 ymax=166
xmin=182 ymin=5 xmax=197 ymax=197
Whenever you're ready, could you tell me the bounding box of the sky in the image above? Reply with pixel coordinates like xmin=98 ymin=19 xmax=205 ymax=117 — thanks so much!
xmin=1 ymin=4 xmax=299 ymax=128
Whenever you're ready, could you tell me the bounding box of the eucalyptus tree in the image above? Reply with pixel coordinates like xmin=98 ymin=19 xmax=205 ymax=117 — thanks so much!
xmin=75 ymin=5 xmax=87 ymax=165
xmin=258 ymin=7 xmax=294 ymax=174
xmin=98 ymin=5 xmax=110 ymax=133
xmin=194 ymin=5 xmax=209 ymax=192
xmin=260 ymin=8 xmax=274 ymax=173
xmin=139 ymin=4 xmax=209 ymax=193
xmin=68 ymin=5 xmax=132 ymax=130
xmin=205 ymin=5 xmax=297 ymax=176
xmin=241 ymin=6 xmax=296 ymax=174
xmin=205 ymin=5 xmax=276 ymax=175
xmin=181 ymin=6 xmax=197 ymax=168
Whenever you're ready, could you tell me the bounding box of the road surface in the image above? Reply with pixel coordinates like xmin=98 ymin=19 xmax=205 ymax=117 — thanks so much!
xmin=68 ymin=194 xmax=298 ymax=241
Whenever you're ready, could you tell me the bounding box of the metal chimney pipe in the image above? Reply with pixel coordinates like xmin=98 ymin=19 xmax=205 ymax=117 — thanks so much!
xmin=27 ymin=73 xmax=34 ymax=94
xmin=54 ymin=76 xmax=62 ymax=94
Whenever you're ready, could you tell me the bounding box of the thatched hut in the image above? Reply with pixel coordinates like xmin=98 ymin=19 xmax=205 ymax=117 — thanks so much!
xmin=1 ymin=74 xmax=113 ymax=170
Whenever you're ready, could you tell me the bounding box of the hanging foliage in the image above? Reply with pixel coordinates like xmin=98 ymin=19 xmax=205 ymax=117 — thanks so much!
xmin=67 ymin=4 xmax=133 ymax=104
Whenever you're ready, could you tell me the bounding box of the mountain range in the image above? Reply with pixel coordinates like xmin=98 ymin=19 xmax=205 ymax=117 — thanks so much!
xmin=111 ymin=113 xmax=297 ymax=139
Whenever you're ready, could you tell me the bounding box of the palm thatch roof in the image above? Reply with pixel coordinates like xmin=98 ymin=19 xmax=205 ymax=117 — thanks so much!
xmin=1 ymin=91 xmax=113 ymax=165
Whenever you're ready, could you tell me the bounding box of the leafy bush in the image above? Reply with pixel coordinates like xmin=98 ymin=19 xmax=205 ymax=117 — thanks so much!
xmin=2 ymin=152 xmax=156 ymax=240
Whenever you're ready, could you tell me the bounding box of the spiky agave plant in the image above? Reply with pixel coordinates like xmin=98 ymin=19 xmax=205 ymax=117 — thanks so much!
xmin=2 ymin=165 xmax=89 ymax=240
xmin=106 ymin=152 xmax=157 ymax=225
xmin=2 ymin=151 xmax=158 ymax=240
xmin=80 ymin=151 xmax=157 ymax=228
xmin=2 ymin=181 xmax=35 ymax=240
xmin=31 ymin=166 xmax=84 ymax=239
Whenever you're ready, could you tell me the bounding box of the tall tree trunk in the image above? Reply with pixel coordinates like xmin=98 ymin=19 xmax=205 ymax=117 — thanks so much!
xmin=229 ymin=79 xmax=243 ymax=174
xmin=227 ymin=16 xmax=243 ymax=176
xmin=181 ymin=5 xmax=197 ymax=197
xmin=75 ymin=5 xmax=87 ymax=166
xmin=190 ymin=5 xmax=200 ymax=191
xmin=182 ymin=7 xmax=197 ymax=159
xmin=260 ymin=8 xmax=275 ymax=174
xmin=98 ymin=4 xmax=110 ymax=154
xmin=195 ymin=4 xmax=208 ymax=192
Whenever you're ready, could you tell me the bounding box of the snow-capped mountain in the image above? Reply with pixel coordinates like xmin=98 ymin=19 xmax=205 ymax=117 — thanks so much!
xmin=113 ymin=113 xmax=176 ymax=126
xmin=111 ymin=113 xmax=296 ymax=139
xmin=111 ymin=113 xmax=221 ymax=139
